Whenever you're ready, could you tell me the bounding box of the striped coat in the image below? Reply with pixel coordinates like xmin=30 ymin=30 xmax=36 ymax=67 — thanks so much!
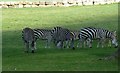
xmin=78 ymin=27 xmax=118 ymax=48
xmin=33 ymin=28 xmax=52 ymax=48
xmin=52 ymin=27 xmax=75 ymax=49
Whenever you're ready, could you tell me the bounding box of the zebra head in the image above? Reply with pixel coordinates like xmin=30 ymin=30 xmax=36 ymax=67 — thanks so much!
xmin=111 ymin=31 xmax=118 ymax=48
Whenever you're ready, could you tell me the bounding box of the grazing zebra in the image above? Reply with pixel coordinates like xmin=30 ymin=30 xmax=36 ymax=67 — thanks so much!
xmin=33 ymin=28 xmax=52 ymax=48
xmin=22 ymin=27 xmax=36 ymax=53
xmin=51 ymin=27 xmax=62 ymax=46
xmin=22 ymin=28 xmax=53 ymax=53
xmin=52 ymin=27 xmax=75 ymax=50
xmin=78 ymin=27 xmax=118 ymax=48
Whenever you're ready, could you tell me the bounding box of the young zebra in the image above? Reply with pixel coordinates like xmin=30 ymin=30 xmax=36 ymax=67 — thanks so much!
xmin=22 ymin=27 xmax=36 ymax=53
xmin=78 ymin=27 xmax=118 ymax=48
xmin=52 ymin=27 xmax=75 ymax=50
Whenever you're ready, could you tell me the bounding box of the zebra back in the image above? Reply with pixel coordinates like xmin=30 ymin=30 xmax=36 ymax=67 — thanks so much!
xmin=33 ymin=29 xmax=52 ymax=40
xmin=52 ymin=27 xmax=72 ymax=41
xmin=79 ymin=27 xmax=115 ymax=40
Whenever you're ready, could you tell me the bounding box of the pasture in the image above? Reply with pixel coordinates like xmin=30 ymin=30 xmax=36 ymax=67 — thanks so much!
xmin=2 ymin=4 xmax=118 ymax=71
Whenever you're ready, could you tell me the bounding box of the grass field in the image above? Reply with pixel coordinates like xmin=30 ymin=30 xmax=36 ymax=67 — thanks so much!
xmin=2 ymin=4 xmax=118 ymax=71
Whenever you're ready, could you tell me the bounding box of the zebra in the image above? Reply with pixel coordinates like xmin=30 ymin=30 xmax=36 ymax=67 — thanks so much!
xmin=22 ymin=27 xmax=36 ymax=53
xmin=33 ymin=28 xmax=52 ymax=48
xmin=22 ymin=28 xmax=53 ymax=53
xmin=51 ymin=27 xmax=75 ymax=50
xmin=78 ymin=27 xmax=118 ymax=48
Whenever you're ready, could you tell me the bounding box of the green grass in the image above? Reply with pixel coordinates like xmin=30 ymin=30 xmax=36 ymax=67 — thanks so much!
xmin=2 ymin=4 xmax=118 ymax=71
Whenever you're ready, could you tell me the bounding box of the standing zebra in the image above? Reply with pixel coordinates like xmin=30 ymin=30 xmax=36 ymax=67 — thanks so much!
xmin=78 ymin=27 xmax=118 ymax=48
xmin=22 ymin=27 xmax=36 ymax=53
xmin=22 ymin=28 xmax=53 ymax=53
xmin=52 ymin=27 xmax=75 ymax=50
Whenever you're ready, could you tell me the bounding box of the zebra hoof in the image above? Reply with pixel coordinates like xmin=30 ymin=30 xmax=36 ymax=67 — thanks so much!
xmin=115 ymin=46 xmax=118 ymax=48
xmin=98 ymin=58 xmax=102 ymax=60
xmin=72 ymin=47 xmax=75 ymax=50
xmin=31 ymin=50 xmax=34 ymax=53
xmin=25 ymin=51 xmax=28 ymax=53
xmin=90 ymin=47 xmax=92 ymax=48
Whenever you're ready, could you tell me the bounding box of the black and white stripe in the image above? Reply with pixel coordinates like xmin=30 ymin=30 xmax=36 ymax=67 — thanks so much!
xmin=34 ymin=29 xmax=52 ymax=40
xmin=51 ymin=27 xmax=75 ymax=49
xmin=33 ymin=29 xmax=53 ymax=48
xmin=78 ymin=27 xmax=118 ymax=48
xmin=22 ymin=28 xmax=53 ymax=53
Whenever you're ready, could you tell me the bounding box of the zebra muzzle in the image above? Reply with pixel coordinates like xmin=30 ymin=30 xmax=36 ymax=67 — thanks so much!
xmin=115 ymin=46 xmax=118 ymax=48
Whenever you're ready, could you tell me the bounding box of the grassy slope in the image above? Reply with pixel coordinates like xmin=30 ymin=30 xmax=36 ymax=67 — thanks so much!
xmin=2 ymin=4 xmax=118 ymax=71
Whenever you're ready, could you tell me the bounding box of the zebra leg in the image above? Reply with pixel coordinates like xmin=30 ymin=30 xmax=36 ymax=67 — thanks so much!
xmin=101 ymin=39 xmax=105 ymax=48
xmin=77 ymin=39 xmax=80 ymax=48
xmin=53 ymin=39 xmax=57 ymax=46
xmin=98 ymin=39 xmax=104 ymax=48
xmin=60 ymin=41 xmax=64 ymax=49
xmin=84 ymin=40 xmax=86 ymax=48
xmin=78 ymin=39 xmax=83 ymax=48
xmin=86 ymin=40 xmax=90 ymax=47
xmin=77 ymin=42 xmax=79 ymax=48
xmin=90 ymin=40 xmax=92 ymax=48
xmin=64 ymin=40 xmax=69 ymax=48
xmin=86 ymin=38 xmax=92 ymax=48
xmin=100 ymin=38 xmax=105 ymax=48
xmin=45 ymin=40 xmax=48 ymax=48
xmin=85 ymin=39 xmax=90 ymax=48
xmin=57 ymin=41 xmax=63 ymax=49
xmin=70 ymin=38 xmax=75 ymax=50
xmin=45 ymin=39 xmax=51 ymax=48
xmin=108 ymin=40 xmax=112 ymax=48
xmin=34 ymin=42 xmax=37 ymax=50
xmin=63 ymin=41 xmax=66 ymax=48
xmin=47 ymin=40 xmax=50 ymax=48
xmin=77 ymin=35 xmax=82 ymax=48
xmin=77 ymin=39 xmax=83 ymax=48
xmin=31 ymin=41 xmax=35 ymax=53
xmin=57 ymin=41 xmax=61 ymax=49
xmin=88 ymin=41 xmax=92 ymax=48
xmin=97 ymin=39 xmax=100 ymax=48
xmin=97 ymin=43 xmax=100 ymax=48
xmin=25 ymin=42 xmax=29 ymax=53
